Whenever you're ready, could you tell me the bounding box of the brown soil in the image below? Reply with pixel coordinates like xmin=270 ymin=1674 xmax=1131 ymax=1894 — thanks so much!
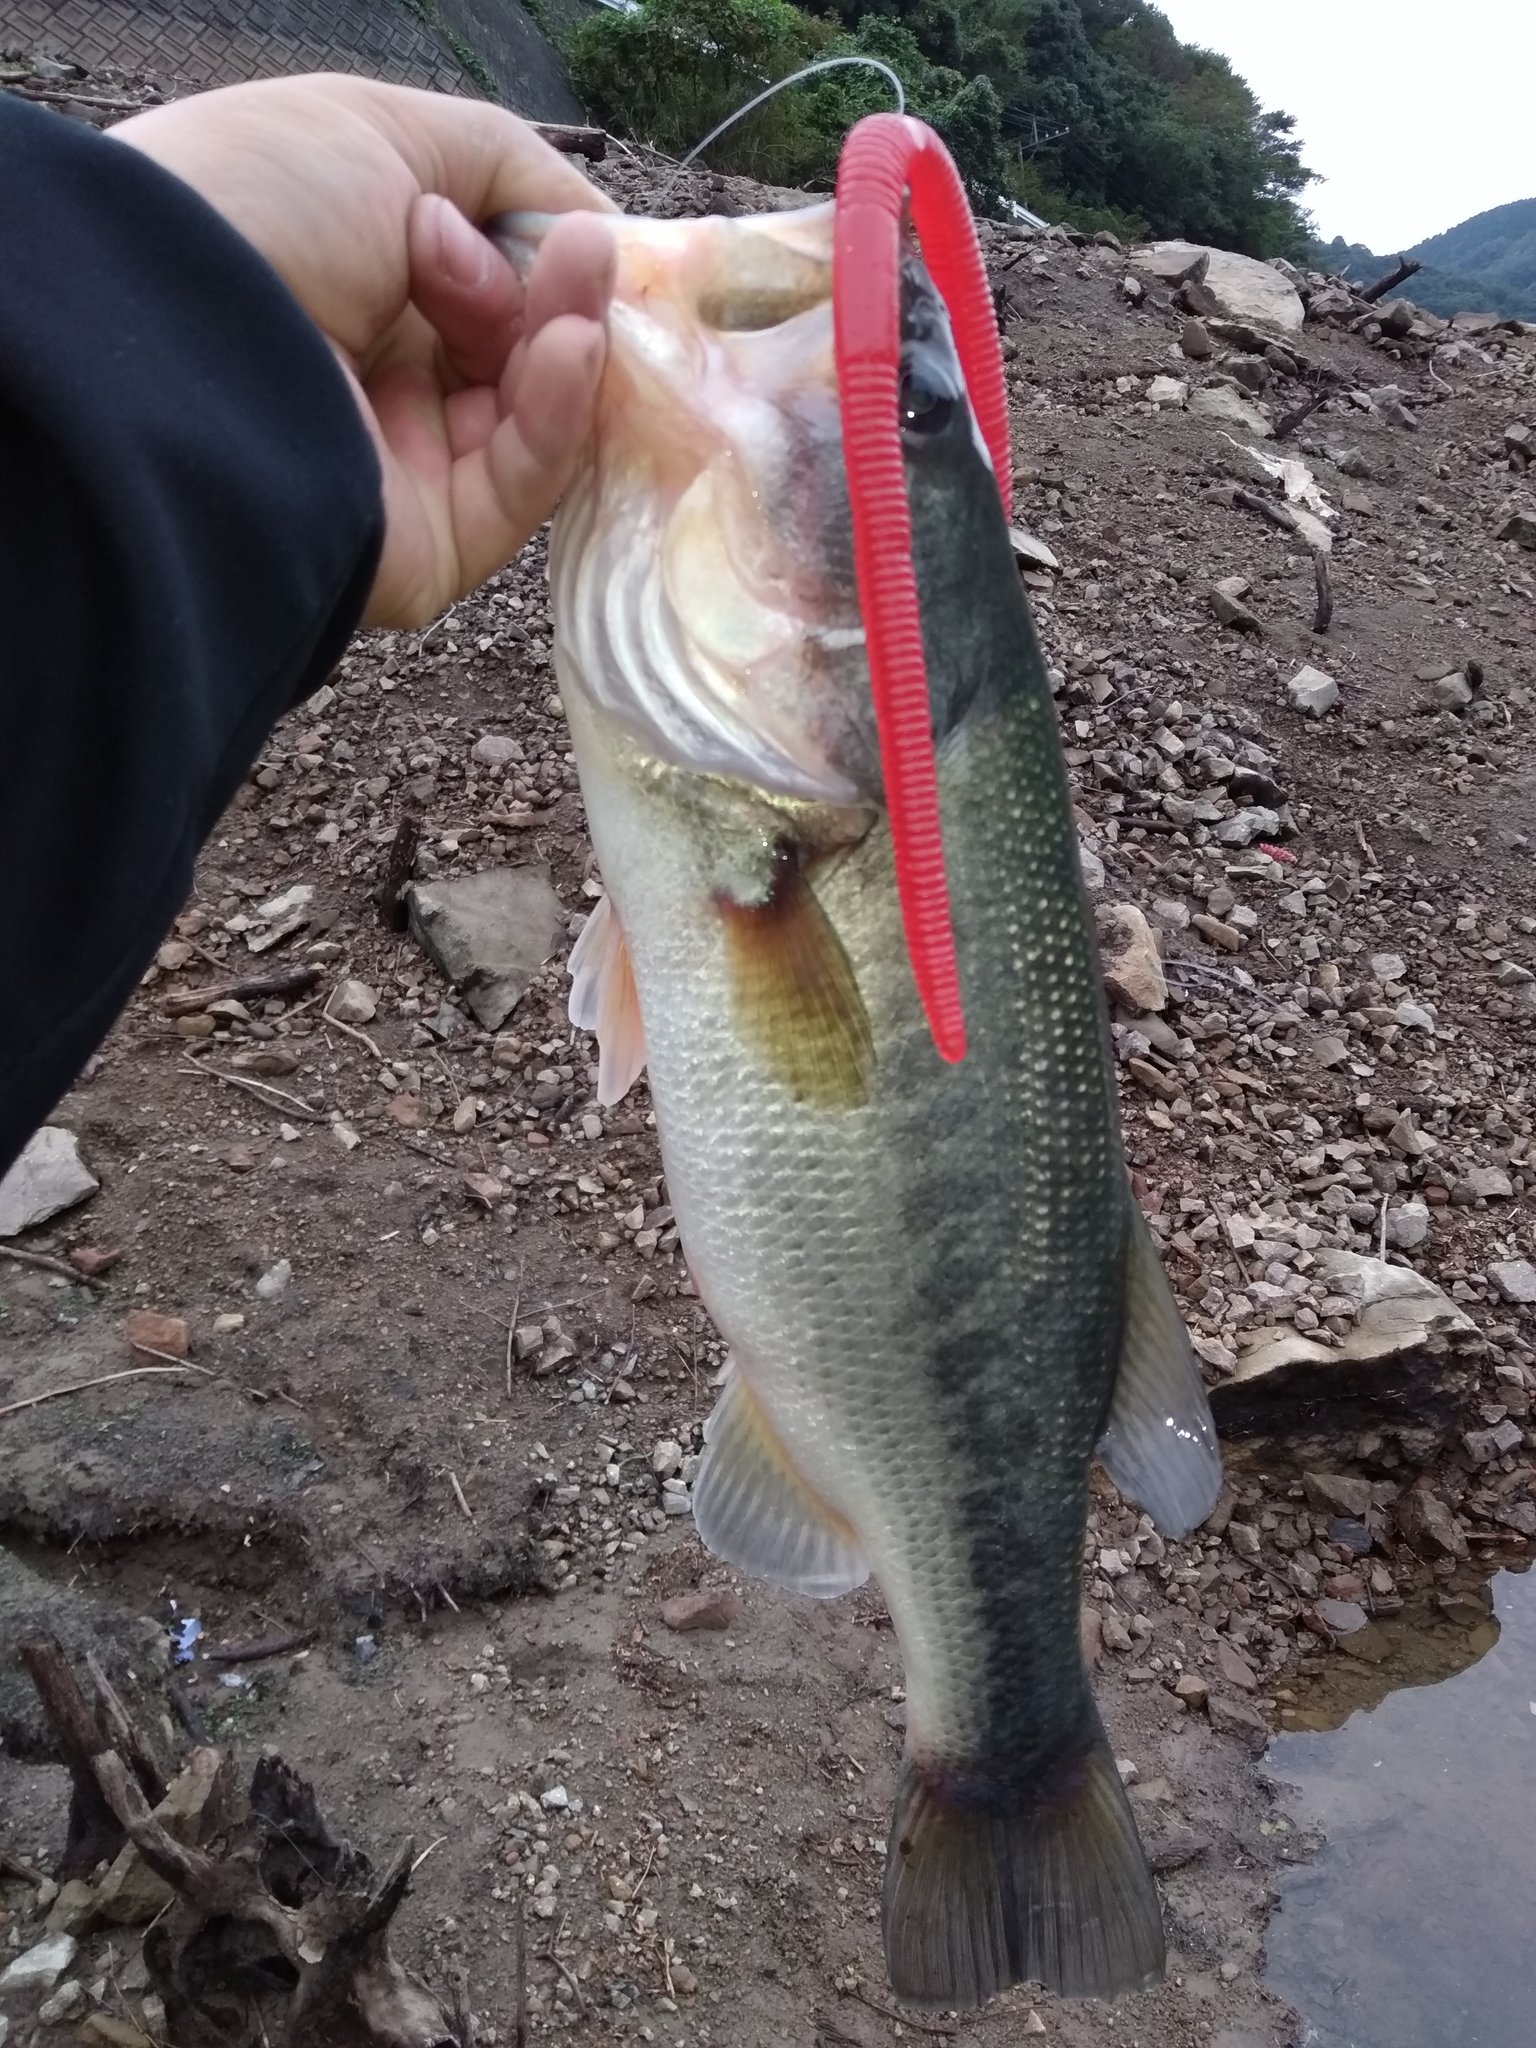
xmin=4 ymin=90 xmax=1536 ymax=2048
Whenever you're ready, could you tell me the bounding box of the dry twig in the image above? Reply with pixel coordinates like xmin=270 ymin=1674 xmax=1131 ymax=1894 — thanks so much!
xmin=0 ymin=1363 xmax=215 ymax=1421
xmin=0 ymin=1243 xmax=105 ymax=1289
xmin=845 ymin=1984 xmax=957 ymax=2036
xmin=179 ymin=1062 xmax=326 ymax=1121
xmin=321 ymin=991 xmax=386 ymax=1063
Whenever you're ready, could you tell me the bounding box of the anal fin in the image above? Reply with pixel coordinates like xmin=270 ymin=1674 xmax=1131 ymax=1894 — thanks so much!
xmin=568 ymin=892 xmax=646 ymax=1106
xmin=1096 ymin=1199 xmax=1223 ymax=1538
xmin=691 ymin=1366 xmax=868 ymax=1599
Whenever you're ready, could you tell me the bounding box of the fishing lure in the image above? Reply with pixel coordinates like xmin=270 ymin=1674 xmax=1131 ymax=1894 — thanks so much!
xmin=832 ymin=114 xmax=1012 ymax=1064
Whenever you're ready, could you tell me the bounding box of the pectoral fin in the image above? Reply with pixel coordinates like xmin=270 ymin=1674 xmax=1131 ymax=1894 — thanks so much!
xmin=568 ymin=893 xmax=646 ymax=1106
xmin=692 ymin=1365 xmax=869 ymax=1599
xmin=717 ymin=848 xmax=874 ymax=1111
xmin=1096 ymin=1201 xmax=1223 ymax=1538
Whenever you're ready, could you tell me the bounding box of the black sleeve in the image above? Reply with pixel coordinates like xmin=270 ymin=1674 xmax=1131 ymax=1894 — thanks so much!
xmin=0 ymin=97 xmax=384 ymax=1181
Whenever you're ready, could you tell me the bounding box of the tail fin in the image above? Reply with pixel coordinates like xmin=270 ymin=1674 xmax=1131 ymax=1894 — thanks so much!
xmin=882 ymin=1724 xmax=1164 ymax=2008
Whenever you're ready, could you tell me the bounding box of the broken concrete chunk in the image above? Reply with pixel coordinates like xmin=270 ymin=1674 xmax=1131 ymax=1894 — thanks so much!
xmin=0 ymin=1127 xmax=99 ymax=1237
xmin=407 ymin=866 xmax=564 ymax=1031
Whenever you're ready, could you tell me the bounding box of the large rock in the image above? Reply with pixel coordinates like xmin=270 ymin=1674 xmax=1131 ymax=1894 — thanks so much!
xmin=1287 ymin=664 xmax=1339 ymax=717
xmin=1213 ymin=1252 xmax=1479 ymax=1450
xmin=1097 ymin=904 xmax=1168 ymax=1013
xmin=1132 ymin=242 xmax=1304 ymax=332
xmin=1189 ymin=384 xmax=1274 ymax=437
xmin=407 ymin=866 xmax=564 ymax=1030
xmin=0 ymin=1127 xmax=98 ymax=1237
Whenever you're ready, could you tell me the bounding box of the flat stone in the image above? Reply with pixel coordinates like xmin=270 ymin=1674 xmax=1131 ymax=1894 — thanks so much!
xmin=472 ymin=734 xmax=523 ymax=767
xmin=1489 ymin=1259 xmax=1536 ymax=1305
xmin=660 ymin=1587 xmax=740 ymax=1632
xmin=1191 ymin=913 xmax=1243 ymax=951
xmin=1207 ymin=1692 xmax=1268 ymax=1752
xmin=1287 ymin=664 xmax=1339 ymax=716
xmin=0 ymin=1932 xmax=77 ymax=1994
xmin=1369 ymin=951 xmax=1407 ymax=981
xmin=1211 ymin=580 xmax=1260 ymax=631
xmin=37 ymin=1980 xmax=86 ymax=2026
xmin=1215 ymin=1638 xmax=1257 ymax=1690
xmin=0 ymin=1126 xmax=98 ymax=1236
xmin=1395 ymin=1486 xmax=1468 ymax=1560
xmin=1464 ymin=1165 xmax=1514 ymax=1200
xmin=1311 ymin=1033 xmax=1350 ymax=1068
xmin=1009 ymin=527 xmax=1060 ymax=574
xmin=1147 ymin=375 xmax=1189 ymax=408
xmin=1496 ymin=511 xmax=1536 ymax=549
xmin=125 ymin=1310 xmax=189 ymax=1361
xmin=95 ymin=1751 xmax=225 ymax=1925
xmin=1097 ymin=903 xmax=1168 ymax=1013
xmin=1302 ymin=1471 xmax=1373 ymax=1520
xmin=80 ymin=2020 xmax=156 ymax=2048
xmin=45 ymin=1878 xmax=98 ymax=1938
xmin=407 ymin=865 xmax=564 ymax=1031
xmin=1216 ymin=806 xmax=1281 ymax=847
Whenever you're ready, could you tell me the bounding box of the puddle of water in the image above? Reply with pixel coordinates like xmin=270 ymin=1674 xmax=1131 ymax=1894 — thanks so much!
xmin=1264 ymin=1563 xmax=1536 ymax=2048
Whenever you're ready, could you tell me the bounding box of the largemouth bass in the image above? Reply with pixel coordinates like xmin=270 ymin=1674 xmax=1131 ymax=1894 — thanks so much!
xmin=495 ymin=201 xmax=1222 ymax=2011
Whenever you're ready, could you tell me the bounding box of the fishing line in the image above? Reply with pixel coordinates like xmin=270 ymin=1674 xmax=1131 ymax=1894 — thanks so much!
xmin=663 ymin=56 xmax=905 ymax=195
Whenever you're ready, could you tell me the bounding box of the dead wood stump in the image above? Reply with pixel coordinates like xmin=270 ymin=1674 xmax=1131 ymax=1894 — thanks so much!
xmin=22 ymin=1633 xmax=462 ymax=2048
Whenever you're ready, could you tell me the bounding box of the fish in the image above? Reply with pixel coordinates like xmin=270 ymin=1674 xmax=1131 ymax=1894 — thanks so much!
xmin=493 ymin=200 xmax=1223 ymax=2011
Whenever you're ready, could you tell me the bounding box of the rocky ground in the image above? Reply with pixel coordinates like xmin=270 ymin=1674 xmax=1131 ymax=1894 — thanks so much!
xmin=3 ymin=55 xmax=1536 ymax=2048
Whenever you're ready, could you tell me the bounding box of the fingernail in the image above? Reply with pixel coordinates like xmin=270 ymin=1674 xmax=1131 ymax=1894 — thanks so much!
xmin=435 ymin=197 xmax=492 ymax=291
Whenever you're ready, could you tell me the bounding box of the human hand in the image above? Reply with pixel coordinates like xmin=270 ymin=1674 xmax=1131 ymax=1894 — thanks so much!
xmin=114 ymin=74 xmax=616 ymax=627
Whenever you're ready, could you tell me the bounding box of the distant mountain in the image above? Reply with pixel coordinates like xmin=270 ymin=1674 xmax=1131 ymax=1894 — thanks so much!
xmin=1311 ymin=197 xmax=1536 ymax=322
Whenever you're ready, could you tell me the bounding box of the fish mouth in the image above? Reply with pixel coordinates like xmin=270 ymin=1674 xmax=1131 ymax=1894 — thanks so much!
xmin=491 ymin=206 xmax=880 ymax=808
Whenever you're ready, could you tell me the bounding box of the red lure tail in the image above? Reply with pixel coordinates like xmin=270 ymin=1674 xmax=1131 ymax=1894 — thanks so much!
xmin=832 ymin=115 xmax=1013 ymax=1066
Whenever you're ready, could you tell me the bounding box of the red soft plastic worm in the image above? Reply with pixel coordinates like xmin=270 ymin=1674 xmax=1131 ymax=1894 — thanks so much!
xmin=833 ymin=113 xmax=1012 ymax=1066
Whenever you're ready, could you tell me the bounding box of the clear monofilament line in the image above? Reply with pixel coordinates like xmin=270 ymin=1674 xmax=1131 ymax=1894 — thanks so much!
xmin=663 ymin=56 xmax=905 ymax=194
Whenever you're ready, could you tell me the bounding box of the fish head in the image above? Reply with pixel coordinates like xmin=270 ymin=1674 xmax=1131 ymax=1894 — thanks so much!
xmin=491 ymin=206 xmax=996 ymax=812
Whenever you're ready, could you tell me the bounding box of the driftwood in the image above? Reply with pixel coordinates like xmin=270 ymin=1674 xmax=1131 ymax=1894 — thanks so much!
xmin=22 ymin=1634 xmax=463 ymax=2048
xmin=375 ymin=809 xmax=422 ymax=931
xmin=1232 ymin=487 xmax=1300 ymax=537
xmin=17 ymin=1635 xmax=165 ymax=1878
xmin=530 ymin=120 xmax=607 ymax=162
xmin=1312 ymin=550 xmax=1334 ymax=634
xmin=161 ymin=963 xmax=319 ymax=1016
xmin=1273 ymin=390 xmax=1327 ymax=441
xmin=1360 ymin=255 xmax=1422 ymax=304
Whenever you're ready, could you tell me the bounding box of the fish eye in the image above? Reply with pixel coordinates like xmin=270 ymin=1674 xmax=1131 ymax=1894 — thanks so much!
xmin=899 ymin=367 xmax=957 ymax=437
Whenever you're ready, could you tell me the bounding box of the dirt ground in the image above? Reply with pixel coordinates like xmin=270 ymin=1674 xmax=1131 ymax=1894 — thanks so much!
xmin=3 ymin=78 xmax=1536 ymax=2048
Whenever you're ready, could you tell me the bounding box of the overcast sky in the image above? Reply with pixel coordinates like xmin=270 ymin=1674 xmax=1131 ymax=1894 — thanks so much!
xmin=1152 ymin=1 xmax=1535 ymax=251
